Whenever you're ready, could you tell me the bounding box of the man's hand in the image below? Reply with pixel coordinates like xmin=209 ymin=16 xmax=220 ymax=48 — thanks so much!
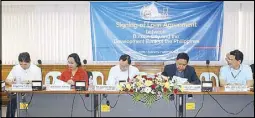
xmin=21 ymin=80 xmax=31 ymax=84
xmin=246 ymin=80 xmax=254 ymax=87
xmin=183 ymin=82 xmax=191 ymax=85
xmin=162 ymin=75 xmax=169 ymax=81
xmin=219 ymin=79 xmax=227 ymax=87
xmin=233 ymin=83 xmax=241 ymax=86
xmin=5 ymin=79 xmax=14 ymax=86
xmin=67 ymin=79 xmax=75 ymax=85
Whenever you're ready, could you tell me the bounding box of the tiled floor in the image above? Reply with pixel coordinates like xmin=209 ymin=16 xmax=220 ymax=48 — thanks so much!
xmin=1 ymin=106 xmax=17 ymax=117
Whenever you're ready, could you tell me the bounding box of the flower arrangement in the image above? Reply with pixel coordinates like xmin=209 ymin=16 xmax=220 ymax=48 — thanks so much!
xmin=118 ymin=72 xmax=182 ymax=107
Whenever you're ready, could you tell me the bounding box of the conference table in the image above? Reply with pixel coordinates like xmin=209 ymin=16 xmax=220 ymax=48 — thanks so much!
xmin=177 ymin=87 xmax=254 ymax=117
xmin=5 ymin=87 xmax=254 ymax=117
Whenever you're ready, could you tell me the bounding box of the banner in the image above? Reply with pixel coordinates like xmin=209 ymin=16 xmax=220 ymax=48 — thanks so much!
xmin=91 ymin=1 xmax=223 ymax=61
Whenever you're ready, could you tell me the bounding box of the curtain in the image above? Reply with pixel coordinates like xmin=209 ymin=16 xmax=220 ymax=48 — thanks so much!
xmin=2 ymin=2 xmax=92 ymax=64
xmin=2 ymin=1 xmax=254 ymax=65
xmin=222 ymin=2 xmax=254 ymax=64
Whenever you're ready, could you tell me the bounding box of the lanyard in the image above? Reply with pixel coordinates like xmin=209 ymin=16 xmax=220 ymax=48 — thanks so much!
xmin=231 ymin=70 xmax=242 ymax=79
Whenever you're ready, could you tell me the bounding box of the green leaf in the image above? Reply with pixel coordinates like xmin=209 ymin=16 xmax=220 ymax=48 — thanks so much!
xmin=144 ymin=93 xmax=157 ymax=108
xmin=132 ymin=92 xmax=144 ymax=103
xmin=162 ymin=92 xmax=170 ymax=103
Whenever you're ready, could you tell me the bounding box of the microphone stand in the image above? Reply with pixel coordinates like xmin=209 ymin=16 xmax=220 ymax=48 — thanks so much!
xmin=83 ymin=59 xmax=90 ymax=97
xmin=37 ymin=60 xmax=44 ymax=90
xmin=206 ymin=60 xmax=210 ymax=81
xmin=37 ymin=60 xmax=43 ymax=79
xmin=127 ymin=66 xmax=130 ymax=83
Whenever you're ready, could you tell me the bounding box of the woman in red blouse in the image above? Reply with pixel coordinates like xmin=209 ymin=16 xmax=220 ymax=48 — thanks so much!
xmin=59 ymin=53 xmax=88 ymax=88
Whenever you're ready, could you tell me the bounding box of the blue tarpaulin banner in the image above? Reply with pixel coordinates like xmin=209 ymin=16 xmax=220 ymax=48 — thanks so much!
xmin=90 ymin=1 xmax=223 ymax=61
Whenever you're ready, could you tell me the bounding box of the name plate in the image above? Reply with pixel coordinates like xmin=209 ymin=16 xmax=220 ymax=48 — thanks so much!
xmin=94 ymin=85 xmax=117 ymax=91
xmin=46 ymin=85 xmax=71 ymax=91
xmin=12 ymin=84 xmax=32 ymax=91
xmin=182 ymin=85 xmax=202 ymax=92
xmin=225 ymin=85 xmax=248 ymax=92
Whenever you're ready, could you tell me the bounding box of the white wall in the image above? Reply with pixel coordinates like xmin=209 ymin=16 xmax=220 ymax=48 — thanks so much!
xmin=2 ymin=1 xmax=92 ymax=65
xmin=2 ymin=1 xmax=254 ymax=65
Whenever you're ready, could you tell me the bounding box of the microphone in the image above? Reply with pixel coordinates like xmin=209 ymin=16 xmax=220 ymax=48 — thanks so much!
xmin=127 ymin=66 xmax=130 ymax=82
xmin=206 ymin=59 xmax=210 ymax=83
xmin=83 ymin=59 xmax=89 ymax=97
xmin=38 ymin=60 xmax=42 ymax=65
xmin=83 ymin=59 xmax=87 ymax=65
xmin=37 ymin=60 xmax=42 ymax=71
xmin=127 ymin=56 xmax=130 ymax=83
xmin=206 ymin=60 xmax=210 ymax=72
xmin=37 ymin=60 xmax=44 ymax=87
xmin=206 ymin=60 xmax=210 ymax=66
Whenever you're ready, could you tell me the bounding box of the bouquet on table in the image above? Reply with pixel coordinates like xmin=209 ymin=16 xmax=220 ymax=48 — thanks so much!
xmin=118 ymin=72 xmax=182 ymax=107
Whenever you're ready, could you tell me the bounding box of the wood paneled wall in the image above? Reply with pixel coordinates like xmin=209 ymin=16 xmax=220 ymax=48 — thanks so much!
xmin=1 ymin=64 xmax=221 ymax=84
xmin=1 ymin=64 xmax=221 ymax=105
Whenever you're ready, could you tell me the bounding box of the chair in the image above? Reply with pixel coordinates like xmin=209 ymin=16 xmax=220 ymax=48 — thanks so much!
xmin=199 ymin=72 xmax=219 ymax=87
xmin=139 ymin=72 xmax=147 ymax=75
xmin=250 ymin=64 xmax=254 ymax=74
xmin=91 ymin=71 xmax=104 ymax=85
xmin=45 ymin=71 xmax=62 ymax=85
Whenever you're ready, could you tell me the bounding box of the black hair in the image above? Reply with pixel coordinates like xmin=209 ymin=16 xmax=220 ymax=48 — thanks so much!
xmin=230 ymin=50 xmax=243 ymax=63
xmin=119 ymin=54 xmax=131 ymax=65
xmin=18 ymin=52 xmax=31 ymax=63
xmin=68 ymin=53 xmax=82 ymax=67
xmin=176 ymin=52 xmax=189 ymax=63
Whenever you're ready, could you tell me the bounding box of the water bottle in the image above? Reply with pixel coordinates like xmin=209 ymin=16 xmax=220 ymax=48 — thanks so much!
xmin=89 ymin=76 xmax=93 ymax=86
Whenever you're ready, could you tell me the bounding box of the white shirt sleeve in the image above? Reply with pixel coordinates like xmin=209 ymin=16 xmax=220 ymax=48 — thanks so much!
xmin=35 ymin=67 xmax=42 ymax=81
xmin=106 ymin=67 xmax=116 ymax=85
xmin=219 ymin=66 xmax=227 ymax=81
xmin=131 ymin=66 xmax=139 ymax=78
xmin=6 ymin=67 xmax=16 ymax=82
xmin=27 ymin=64 xmax=42 ymax=81
xmin=135 ymin=67 xmax=139 ymax=75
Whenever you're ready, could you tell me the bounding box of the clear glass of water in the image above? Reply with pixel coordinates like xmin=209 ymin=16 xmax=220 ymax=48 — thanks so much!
xmin=89 ymin=76 xmax=93 ymax=86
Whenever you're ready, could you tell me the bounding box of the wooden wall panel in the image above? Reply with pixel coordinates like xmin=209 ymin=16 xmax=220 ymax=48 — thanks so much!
xmin=1 ymin=64 xmax=221 ymax=83
xmin=1 ymin=64 xmax=221 ymax=105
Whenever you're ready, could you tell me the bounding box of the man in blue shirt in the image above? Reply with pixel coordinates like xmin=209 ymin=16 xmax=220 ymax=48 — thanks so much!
xmin=219 ymin=50 xmax=253 ymax=87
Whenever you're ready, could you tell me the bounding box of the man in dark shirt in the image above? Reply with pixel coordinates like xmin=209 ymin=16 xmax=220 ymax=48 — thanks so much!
xmin=162 ymin=52 xmax=201 ymax=84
